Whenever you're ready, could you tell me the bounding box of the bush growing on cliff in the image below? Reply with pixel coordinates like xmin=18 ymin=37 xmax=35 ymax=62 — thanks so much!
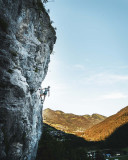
xmin=50 ymin=20 xmax=54 ymax=24
xmin=43 ymin=0 xmax=48 ymax=3
xmin=47 ymin=9 xmax=50 ymax=13
xmin=37 ymin=0 xmax=46 ymax=13
xmin=10 ymin=50 xmax=18 ymax=57
xmin=35 ymin=67 xmax=38 ymax=73
xmin=7 ymin=69 xmax=13 ymax=74
xmin=0 ymin=18 xmax=8 ymax=32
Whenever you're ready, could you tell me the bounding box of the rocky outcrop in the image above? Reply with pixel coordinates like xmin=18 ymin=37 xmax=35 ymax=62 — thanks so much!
xmin=0 ymin=0 xmax=56 ymax=159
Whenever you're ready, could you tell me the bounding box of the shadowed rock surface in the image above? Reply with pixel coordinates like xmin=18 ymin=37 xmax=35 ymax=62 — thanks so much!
xmin=0 ymin=0 xmax=56 ymax=159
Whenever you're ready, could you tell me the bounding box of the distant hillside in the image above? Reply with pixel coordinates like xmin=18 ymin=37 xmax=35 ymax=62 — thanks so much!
xmin=43 ymin=108 xmax=106 ymax=134
xmin=77 ymin=106 xmax=128 ymax=141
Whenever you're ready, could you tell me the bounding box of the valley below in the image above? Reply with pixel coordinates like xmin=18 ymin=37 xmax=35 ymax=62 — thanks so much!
xmin=43 ymin=106 xmax=128 ymax=141
xmin=36 ymin=106 xmax=128 ymax=160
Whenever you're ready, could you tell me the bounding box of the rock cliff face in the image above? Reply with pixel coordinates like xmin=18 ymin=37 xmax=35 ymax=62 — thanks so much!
xmin=0 ymin=0 xmax=56 ymax=159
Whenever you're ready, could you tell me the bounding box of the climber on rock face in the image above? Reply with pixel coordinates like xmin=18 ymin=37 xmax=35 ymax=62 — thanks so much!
xmin=39 ymin=86 xmax=50 ymax=102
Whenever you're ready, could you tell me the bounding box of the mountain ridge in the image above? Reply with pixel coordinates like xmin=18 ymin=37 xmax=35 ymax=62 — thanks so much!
xmin=44 ymin=108 xmax=106 ymax=118
xmin=77 ymin=106 xmax=128 ymax=141
xmin=43 ymin=106 xmax=128 ymax=142
xmin=43 ymin=108 xmax=106 ymax=134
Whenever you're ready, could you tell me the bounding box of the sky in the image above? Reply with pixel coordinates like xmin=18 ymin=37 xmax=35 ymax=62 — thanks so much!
xmin=42 ymin=0 xmax=128 ymax=116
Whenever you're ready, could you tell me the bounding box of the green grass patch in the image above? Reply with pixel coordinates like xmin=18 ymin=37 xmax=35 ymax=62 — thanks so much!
xmin=119 ymin=155 xmax=128 ymax=160
xmin=107 ymin=155 xmax=128 ymax=160
xmin=121 ymin=147 xmax=128 ymax=152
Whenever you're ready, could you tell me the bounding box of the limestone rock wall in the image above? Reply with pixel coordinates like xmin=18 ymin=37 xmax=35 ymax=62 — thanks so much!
xmin=0 ymin=0 xmax=56 ymax=159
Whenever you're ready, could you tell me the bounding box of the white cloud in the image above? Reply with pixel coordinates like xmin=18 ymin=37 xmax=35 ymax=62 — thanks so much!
xmin=81 ymin=92 xmax=128 ymax=102
xmin=117 ymin=65 xmax=128 ymax=69
xmin=100 ymin=92 xmax=128 ymax=100
xmin=74 ymin=64 xmax=85 ymax=70
xmin=83 ymin=73 xmax=128 ymax=85
xmin=113 ymin=75 xmax=128 ymax=80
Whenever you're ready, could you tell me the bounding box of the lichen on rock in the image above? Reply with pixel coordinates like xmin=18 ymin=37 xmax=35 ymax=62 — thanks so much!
xmin=0 ymin=0 xmax=56 ymax=159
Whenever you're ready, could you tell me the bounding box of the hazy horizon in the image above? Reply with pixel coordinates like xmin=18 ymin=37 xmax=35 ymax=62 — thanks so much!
xmin=42 ymin=0 xmax=128 ymax=116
